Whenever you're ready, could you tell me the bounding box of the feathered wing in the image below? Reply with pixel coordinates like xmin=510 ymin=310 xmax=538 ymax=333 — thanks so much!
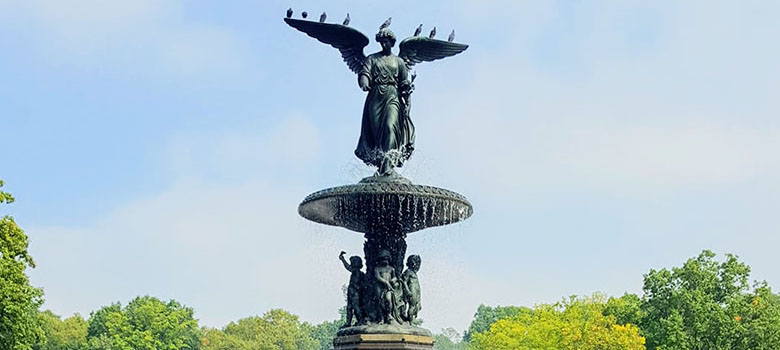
xmin=398 ymin=36 xmax=469 ymax=68
xmin=284 ymin=18 xmax=369 ymax=74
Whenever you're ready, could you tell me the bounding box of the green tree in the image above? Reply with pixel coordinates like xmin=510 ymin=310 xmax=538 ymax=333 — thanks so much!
xmin=640 ymin=250 xmax=780 ymax=350
xmin=0 ymin=180 xmax=46 ymax=350
xmin=604 ymin=293 xmax=643 ymax=327
xmin=35 ymin=311 xmax=88 ymax=350
xmin=200 ymin=328 xmax=245 ymax=350
xmin=84 ymin=296 xmax=200 ymax=350
xmin=470 ymin=294 xmax=646 ymax=350
xmin=463 ymin=304 xmax=530 ymax=341
xmin=201 ymin=309 xmax=318 ymax=350
xmin=307 ymin=320 xmax=340 ymax=350
xmin=433 ymin=328 xmax=467 ymax=350
xmin=307 ymin=307 xmax=345 ymax=350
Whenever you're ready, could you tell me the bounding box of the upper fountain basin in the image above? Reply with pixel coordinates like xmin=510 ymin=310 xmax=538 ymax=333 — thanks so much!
xmin=298 ymin=178 xmax=473 ymax=234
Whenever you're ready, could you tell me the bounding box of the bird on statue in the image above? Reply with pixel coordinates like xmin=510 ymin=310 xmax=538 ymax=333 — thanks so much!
xmin=448 ymin=30 xmax=455 ymax=42
xmin=302 ymin=11 xmax=308 ymax=19
xmin=429 ymin=26 xmax=437 ymax=39
xmin=283 ymin=13 xmax=469 ymax=177
xmin=414 ymin=24 xmax=423 ymax=36
xmin=319 ymin=12 xmax=327 ymax=23
xmin=286 ymin=8 xmax=293 ymax=19
xmin=343 ymin=13 xmax=351 ymax=26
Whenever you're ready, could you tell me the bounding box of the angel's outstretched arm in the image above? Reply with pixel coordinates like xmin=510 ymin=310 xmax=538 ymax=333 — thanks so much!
xmin=358 ymin=58 xmax=371 ymax=91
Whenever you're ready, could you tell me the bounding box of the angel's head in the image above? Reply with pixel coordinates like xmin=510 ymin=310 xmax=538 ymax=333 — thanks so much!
xmin=376 ymin=28 xmax=396 ymax=52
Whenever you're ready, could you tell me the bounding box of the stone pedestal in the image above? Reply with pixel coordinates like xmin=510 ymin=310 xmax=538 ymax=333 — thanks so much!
xmin=333 ymin=334 xmax=434 ymax=350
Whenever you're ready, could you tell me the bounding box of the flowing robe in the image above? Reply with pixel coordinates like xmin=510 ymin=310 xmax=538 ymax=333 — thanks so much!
xmin=355 ymin=53 xmax=414 ymax=170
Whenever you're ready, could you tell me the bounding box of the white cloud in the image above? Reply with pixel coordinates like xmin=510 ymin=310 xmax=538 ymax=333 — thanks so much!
xmin=25 ymin=114 xmax=508 ymax=332
xmin=420 ymin=104 xmax=780 ymax=197
xmin=0 ymin=0 xmax=249 ymax=78
xmin=165 ymin=116 xmax=321 ymax=182
xmin=27 ymin=116 xmax=342 ymax=326
xmin=406 ymin=0 xmax=780 ymax=199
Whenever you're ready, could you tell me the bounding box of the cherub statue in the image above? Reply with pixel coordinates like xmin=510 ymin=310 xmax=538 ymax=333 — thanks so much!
xmin=372 ymin=249 xmax=403 ymax=324
xmin=285 ymin=16 xmax=468 ymax=177
xmin=339 ymin=251 xmax=365 ymax=327
xmin=401 ymin=255 xmax=422 ymax=323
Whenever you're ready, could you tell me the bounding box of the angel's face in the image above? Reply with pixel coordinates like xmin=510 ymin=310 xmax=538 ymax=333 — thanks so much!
xmin=379 ymin=39 xmax=394 ymax=53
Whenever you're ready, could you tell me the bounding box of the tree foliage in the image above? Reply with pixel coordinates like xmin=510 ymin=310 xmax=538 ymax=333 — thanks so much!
xmin=201 ymin=309 xmax=318 ymax=350
xmin=470 ymin=294 xmax=646 ymax=350
xmin=604 ymin=293 xmax=643 ymax=327
xmin=35 ymin=311 xmax=88 ymax=350
xmin=0 ymin=181 xmax=45 ymax=350
xmin=6 ymin=177 xmax=780 ymax=350
xmin=307 ymin=307 xmax=346 ymax=350
xmin=0 ymin=180 xmax=14 ymax=204
xmin=640 ymin=250 xmax=780 ymax=350
xmin=83 ymin=296 xmax=200 ymax=350
xmin=433 ymin=328 xmax=467 ymax=350
xmin=463 ymin=304 xmax=530 ymax=341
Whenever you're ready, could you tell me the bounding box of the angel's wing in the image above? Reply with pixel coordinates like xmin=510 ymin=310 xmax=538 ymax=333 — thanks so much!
xmin=398 ymin=36 xmax=469 ymax=68
xmin=284 ymin=18 xmax=369 ymax=74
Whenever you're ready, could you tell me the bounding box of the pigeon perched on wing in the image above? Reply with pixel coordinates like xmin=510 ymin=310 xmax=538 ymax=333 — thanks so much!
xmin=448 ymin=30 xmax=455 ymax=42
xmin=319 ymin=12 xmax=327 ymax=23
xmin=302 ymin=11 xmax=308 ymax=19
xmin=343 ymin=13 xmax=351 ymax=25
xmin=414 ymin=24 xmax=423 ymax=36
xmin=380 ymin=17 xmax=392 ymax=29
xmin=286 ymin=8 xmax=293 ymax=19
xmin=429 ymin=27 xmax=437 ymax=39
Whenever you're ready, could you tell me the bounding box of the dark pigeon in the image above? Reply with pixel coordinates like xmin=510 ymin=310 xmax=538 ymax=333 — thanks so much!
xmin=414 ymin=24 xmax=423 ymax=36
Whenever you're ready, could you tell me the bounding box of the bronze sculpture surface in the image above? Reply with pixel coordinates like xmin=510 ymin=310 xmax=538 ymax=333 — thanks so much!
xmin=286 ymin=10 xmax=472 ymax=346
xmin=340 ymin=251 xmax=365 ymax=328
xmin=401 ymin=255 xmax=422 ymax=323
xmin=284 ymin=16 xmax=467 ymax=176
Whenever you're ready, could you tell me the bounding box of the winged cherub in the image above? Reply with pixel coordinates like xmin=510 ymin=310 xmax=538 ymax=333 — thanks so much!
xmin=285 ymin=15 xmax=468 ymax=177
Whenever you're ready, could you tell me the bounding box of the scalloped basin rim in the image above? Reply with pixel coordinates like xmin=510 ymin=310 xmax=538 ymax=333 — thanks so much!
xmin=299 ymin=182 xmax=473 ymax=234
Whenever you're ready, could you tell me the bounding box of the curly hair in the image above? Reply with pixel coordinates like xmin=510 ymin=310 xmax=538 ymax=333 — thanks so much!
xmin=375 ymin=28 xmax=396 ymax=45
xmin=407 ymin=254 xmax=421 ymax=268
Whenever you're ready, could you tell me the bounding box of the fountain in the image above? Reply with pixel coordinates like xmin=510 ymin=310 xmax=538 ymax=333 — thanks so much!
xmin=286 ymin=10 xmax=472 ymax=349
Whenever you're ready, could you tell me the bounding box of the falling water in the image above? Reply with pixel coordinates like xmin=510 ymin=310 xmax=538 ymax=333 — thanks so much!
xmin=299 ymin=181 xmax=472 ymax=235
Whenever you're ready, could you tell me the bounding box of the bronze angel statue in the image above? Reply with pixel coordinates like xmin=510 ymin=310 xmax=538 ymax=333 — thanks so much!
xmin=285 ymin=14 xmax=468 ymax=177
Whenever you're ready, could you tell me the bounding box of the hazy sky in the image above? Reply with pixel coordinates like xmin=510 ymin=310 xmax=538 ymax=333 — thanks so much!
xmin=2 ymin=0 xmax=779 ymax=334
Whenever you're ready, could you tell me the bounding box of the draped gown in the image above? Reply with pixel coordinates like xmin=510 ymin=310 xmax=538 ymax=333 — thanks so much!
xmin=354 ymin=52 xmax=415 ymax=173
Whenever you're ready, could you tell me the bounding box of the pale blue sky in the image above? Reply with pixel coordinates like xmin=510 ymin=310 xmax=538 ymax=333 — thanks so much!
xmin=2 ymin=0 xmax=779 ymax=333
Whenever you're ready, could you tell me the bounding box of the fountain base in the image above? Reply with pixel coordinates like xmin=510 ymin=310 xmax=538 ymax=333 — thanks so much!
xmin=299 ymin=175 xmax=471 ymax=346
xmin=337 ymin=324 xmax=432 ymax=337
xmin=333 ymin=333 xmax=434 ymax=350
